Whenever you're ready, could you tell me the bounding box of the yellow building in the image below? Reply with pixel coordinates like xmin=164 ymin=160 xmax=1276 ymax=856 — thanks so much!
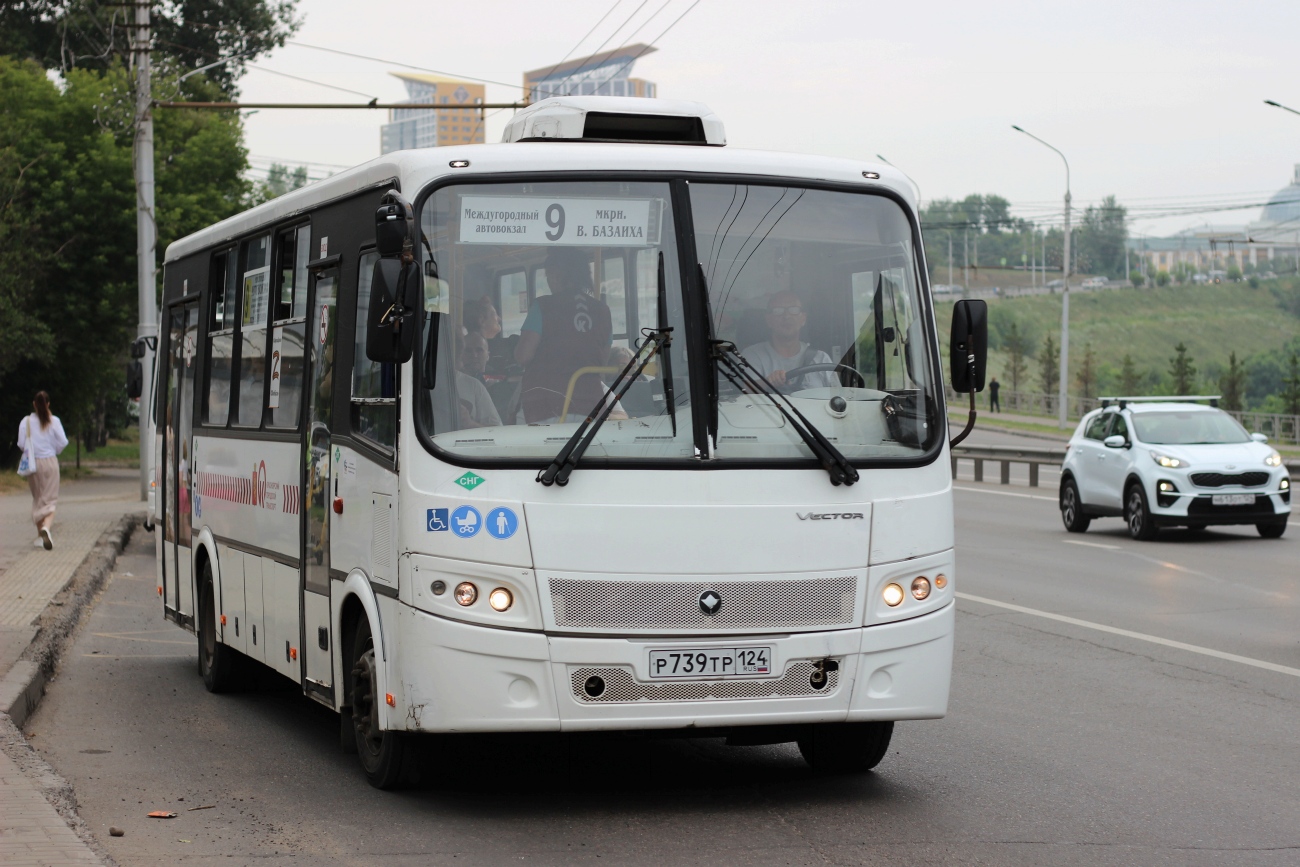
xmin=380 ymin=73 xmax=485 ymax=153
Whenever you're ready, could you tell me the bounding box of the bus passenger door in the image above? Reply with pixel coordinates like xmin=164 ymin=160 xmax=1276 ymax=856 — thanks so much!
xmin=162 ymin=303 xmax=199 ymax=627
xmin=301 ymin=268 xmax=337 ymax=701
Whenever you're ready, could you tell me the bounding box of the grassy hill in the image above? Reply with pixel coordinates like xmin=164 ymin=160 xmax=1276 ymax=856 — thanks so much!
xmin=932 ymin=278 xmax=1300 ymax=407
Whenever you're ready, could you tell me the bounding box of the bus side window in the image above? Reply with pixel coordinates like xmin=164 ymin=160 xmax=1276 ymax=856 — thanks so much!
xmin=268 ymin=225 xmax=310 ymax=429
xmin=352 ymin=250 xmax=396 ymax=451
xmin=236 ymin=234 xmax=272 ymax=427
xmin=205 ymin=249 xmax=237 ymax=426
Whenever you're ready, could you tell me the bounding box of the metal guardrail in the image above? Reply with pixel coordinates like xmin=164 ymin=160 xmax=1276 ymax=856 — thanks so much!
xmin=952 ymin=445 xmax=1298 ymax=489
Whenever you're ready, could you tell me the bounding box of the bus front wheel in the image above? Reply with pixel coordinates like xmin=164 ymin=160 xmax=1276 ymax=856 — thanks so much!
xmin=198 ymin=561 xmax=239 ymax=693
xmin=797 ymin=721 xmax=893 ymax=774
xmin=349 ymin=617 xmax=406 ymax=789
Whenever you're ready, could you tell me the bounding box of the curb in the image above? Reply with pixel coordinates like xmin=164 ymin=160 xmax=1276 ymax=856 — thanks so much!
xmin=0 ymin=512 xmax=142 ymax=727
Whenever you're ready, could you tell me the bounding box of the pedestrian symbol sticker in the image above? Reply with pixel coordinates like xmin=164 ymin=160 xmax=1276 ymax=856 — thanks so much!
xmin=451 ymin=505 xmax=481 ymax=537
xmin=485 ymin=507 xmax=518 ymax=540
xmin=426 ymin=508 xmax=449 ymax=532
xmin=455 ymin=471 xmax=485 ymax=491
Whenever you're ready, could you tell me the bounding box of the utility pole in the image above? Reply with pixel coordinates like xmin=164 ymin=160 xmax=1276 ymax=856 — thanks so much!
xmin=948 ymin=234 xmax=953 ymax=286
xmin=134 ymin=0 xmax=157 ymax=499
xmin=1012 ymin=124 xmax=1071 ymax=427
xmin=963 ymin=228 xmax=969 ymax=290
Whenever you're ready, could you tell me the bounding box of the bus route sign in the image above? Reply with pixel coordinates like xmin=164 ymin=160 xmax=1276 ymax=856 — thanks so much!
xmin=458 ymin=196 xmax=662 ymax=247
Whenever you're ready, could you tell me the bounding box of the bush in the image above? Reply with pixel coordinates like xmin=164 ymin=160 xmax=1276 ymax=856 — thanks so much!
xmin=1129 ymin=270 xmax=1146 ymax=288
xmin=1226 ymin=264 xmax=1243 ymax=281
xmin=1155 ymin=270 xmax=1171 ymax=287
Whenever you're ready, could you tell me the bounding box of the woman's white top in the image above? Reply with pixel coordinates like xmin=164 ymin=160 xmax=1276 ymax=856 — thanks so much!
xmin=17 ymin=414 xmax=69 ymax=459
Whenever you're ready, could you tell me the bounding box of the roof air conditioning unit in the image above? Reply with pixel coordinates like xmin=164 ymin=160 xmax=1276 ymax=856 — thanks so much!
xmin=501 ymin=97 xmax=725 ymax=146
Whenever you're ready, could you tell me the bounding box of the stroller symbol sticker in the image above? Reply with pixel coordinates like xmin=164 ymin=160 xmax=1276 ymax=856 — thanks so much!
xmin=485 ymin=507 xmax=518 ymax=539
xmin=451 ymin=505 xmax=481 ymax=537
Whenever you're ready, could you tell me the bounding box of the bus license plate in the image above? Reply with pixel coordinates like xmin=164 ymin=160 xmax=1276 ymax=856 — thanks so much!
xmin=649 ymin=647 xmax=772 ymax=679
xmin=1212 ymin=494 xmax=1254 ymax=506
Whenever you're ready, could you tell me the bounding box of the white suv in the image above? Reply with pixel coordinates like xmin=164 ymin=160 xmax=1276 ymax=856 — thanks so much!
xmin=1059 ymin=402 xmax=1291 ymax=540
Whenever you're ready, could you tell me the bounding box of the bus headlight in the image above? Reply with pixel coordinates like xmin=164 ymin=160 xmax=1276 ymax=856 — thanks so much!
xmin=882 ymin=583 xmax=905 ymax=607
xmin=488 ymin=587 xmax=513 ymax=612
xmin=454 ymin=582 xmax=478 ymax=606
xmin=911 ymin=576 xmax=931 ymax=600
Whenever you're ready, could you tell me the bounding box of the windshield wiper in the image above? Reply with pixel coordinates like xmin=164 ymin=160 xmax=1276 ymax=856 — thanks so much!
xmin=711 ymin=340 xmax=859 ymax=486
xmin=537 ymin=326 xmax=673 ymax=487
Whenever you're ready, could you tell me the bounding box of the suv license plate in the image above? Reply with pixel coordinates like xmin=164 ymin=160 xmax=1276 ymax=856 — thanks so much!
xmin=1212 ymin=494 xmax=1255 ymax=506
xmin=649 ymin=647 xmax=772 ymax=679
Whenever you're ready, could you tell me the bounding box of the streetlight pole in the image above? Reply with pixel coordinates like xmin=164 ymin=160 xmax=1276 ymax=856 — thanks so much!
xmin=134 ymin=0 xmax=157 ymax=499
xmin=1012 ymin=125 xmax=1071 ymax=428
xmin=1264 ymin=99 xmax=1300 ymax=117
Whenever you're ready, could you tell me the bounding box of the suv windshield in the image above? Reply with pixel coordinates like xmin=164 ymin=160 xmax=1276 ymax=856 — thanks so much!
xmin=690 ymin=183 xmax=938 ymax=459
xmin=1132 ymin=410 xmax=1251 ymax=445
xmin=416 ymin=180 xmax=694 ymax=461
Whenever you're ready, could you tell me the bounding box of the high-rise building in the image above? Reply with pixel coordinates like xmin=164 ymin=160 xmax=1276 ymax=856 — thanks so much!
xmin=524 ymin=45 xmax=657 ymax=103
xmin=380 ymin=73 xmax=486 ymax=154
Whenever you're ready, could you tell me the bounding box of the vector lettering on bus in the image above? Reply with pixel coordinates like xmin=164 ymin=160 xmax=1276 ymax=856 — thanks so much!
xmin=796 ymin=512 xmax=865 ymax=520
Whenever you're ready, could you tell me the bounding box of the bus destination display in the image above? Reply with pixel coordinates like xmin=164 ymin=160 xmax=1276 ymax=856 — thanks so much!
xmin=458 ymin=195 xmax=662 ymax=246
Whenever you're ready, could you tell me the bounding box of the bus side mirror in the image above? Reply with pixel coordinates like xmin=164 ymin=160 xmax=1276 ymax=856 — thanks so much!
xmin=366 ymin=258 xmax=420 ymax=364
xmin=126 ymin=360 xmax=144 ymax=399
xmin=950 ymin=299 xmax=987 ymax=393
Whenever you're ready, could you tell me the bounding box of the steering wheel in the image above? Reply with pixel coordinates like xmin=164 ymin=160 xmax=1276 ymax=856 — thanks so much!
xmin=781 ymin=363 xmax=866 ymax=390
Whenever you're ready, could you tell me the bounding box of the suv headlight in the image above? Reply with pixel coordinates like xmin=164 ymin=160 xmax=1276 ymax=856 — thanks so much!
xmin=1264 ymin=450 xmax=1282 ymax=467
xmin=1150 ymin=450 xmax=1188 ymax=469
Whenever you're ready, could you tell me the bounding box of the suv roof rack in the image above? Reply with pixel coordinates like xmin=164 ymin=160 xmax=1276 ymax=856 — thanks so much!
xmin=1099 ymin=395 xmax=1221 ymax=410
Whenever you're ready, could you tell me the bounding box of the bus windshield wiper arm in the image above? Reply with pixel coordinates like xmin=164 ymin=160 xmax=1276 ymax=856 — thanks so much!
xmin=710 ymin=340 xmax=859 ymax=486
xmin=537 ymin=326 xmax=673 ymax=487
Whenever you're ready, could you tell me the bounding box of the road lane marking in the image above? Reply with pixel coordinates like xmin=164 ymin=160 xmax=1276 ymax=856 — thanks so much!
xmin=1062 ymin=539 xmax=1120 ymax=550
xmin=957 ymin=591 xmax=1300 ymax=679
xmin=954 ymin=485 xmax=1056 ymax=502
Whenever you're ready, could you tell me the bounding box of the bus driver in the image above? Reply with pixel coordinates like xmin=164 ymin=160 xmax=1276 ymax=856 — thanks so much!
xmin=514 ymin=248 xmax=613 ymax=423
xmin=741 ymin=291 xmax=838 ymax=390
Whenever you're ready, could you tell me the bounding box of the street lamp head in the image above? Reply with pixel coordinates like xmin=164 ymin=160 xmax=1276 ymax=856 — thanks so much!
xmin=1264 ymin=100 xmax=1279 ymax=107
xmin=1011 ymin=124 xmax=1024 ymax=132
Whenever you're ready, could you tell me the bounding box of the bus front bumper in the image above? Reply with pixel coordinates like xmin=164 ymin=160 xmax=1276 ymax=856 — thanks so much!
xmin=392 ymin=602 xmax=953 ymax=733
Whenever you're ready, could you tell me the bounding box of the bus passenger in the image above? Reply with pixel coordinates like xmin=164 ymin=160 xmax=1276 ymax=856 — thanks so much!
xmin=456 ymin=331 xmax=502 ymax=428
xmin=741 ymin=291 xmax=837 ymax=391
xmin=515 ymin=248 xmax=612 ymax=422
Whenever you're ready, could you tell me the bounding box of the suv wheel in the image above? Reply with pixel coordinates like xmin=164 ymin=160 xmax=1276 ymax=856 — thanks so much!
xmin=1126 ymin=484 xmax=1158 ymax=541
xmin=1257 ymin=519 xmax=1287 ymax=539
xmin=1060 ymin=479 xmax=1091 ymax=533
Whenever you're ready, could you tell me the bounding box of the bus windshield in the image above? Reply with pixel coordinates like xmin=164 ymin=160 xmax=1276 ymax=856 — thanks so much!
xmin=415 ymin=177 xmax=938 ymax=464
xmin=690 ymin=183 xmax=938 ymax=459
xmin=416 ymin=179 xmax=695 ymax=461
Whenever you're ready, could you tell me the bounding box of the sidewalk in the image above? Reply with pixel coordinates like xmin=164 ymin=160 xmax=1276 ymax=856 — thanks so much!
xmin=0 ymin=468 xmax=141 ymax=866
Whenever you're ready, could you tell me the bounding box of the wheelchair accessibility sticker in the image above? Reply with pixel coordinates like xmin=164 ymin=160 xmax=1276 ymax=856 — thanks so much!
xmin=451 ymin=505 xmax=481 ymax=538
xmin=426 ymin=508 xmax=449 ymax=532
xmin=485 ymin=507 xmax=518 ymax=540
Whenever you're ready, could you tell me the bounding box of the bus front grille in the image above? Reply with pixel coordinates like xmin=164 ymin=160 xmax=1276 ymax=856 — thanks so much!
xmin=548 ymin=575 xmax=857 ymax=631
xmin=570 ymin=663 xmax=839 ymax=703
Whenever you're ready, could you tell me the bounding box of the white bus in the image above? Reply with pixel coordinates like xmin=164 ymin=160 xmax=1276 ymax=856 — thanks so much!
xmin=151 ymin=97 xmax=988 ymax=788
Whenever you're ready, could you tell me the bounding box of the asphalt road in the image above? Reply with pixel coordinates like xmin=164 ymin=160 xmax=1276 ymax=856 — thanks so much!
xmin=26 ymin=481 xmax=1300 ymax=866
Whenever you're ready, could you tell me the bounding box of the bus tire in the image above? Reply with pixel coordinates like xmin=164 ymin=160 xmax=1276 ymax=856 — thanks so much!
xmin=198 ymin=561 xmax=239 ymax=693
xmin=349 ymin=617 xmax=406 ymax=789
xmin=797 ymin=721 xmax=893 ymax=774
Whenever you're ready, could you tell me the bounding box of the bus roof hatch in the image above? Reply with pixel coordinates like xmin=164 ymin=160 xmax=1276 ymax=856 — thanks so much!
xmin=501 ymin=97 xmax=726 ymax=146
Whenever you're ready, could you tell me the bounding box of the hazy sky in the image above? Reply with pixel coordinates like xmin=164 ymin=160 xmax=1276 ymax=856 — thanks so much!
xmin=239 ymin=0 xmax=1300 ymax=239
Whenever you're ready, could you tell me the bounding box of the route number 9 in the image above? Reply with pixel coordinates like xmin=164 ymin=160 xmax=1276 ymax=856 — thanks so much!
xmin=545 ymin=203 xmax=565 ymax=241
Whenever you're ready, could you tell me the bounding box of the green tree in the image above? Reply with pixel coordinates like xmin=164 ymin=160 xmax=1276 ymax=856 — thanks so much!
xmin=1118 ymin=354 xmax=1142 ymax=395
xmin=0 ymin=57 xmax=252 ymax=454
xmin=1039 ymin=333 xmax=1057 ymax=395
xmin=1004 ymin=319 xmax=1034 ymax=392
xmin=1226 ymin=264 xmax=1242 ymax=282
xmin=0 ymin=0 xmax=300 ymax=94
xmin=1129 ymin=270 xmax=1145 ymax=288
xmin=1076 ymin=194 xmax=1128 ymax=277
xmin=1076 ymin=343 xmax=1098 ymax=399
xmin=258 ymin=163 xmax=309 ymax=200
xmin=1219 ymin=351 xmax=1246 ymax=412
xmin=1282 ymin=351 xmax=1300 ymax=416
xmin=1154 ymin=270 xmax=1171 ymax=287
xmin=1169 ymin=342 xmax=1197 ymax=395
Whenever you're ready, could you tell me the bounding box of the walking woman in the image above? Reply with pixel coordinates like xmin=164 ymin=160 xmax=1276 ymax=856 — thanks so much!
xmin=17 ymin=391 xmax=68 ymax=550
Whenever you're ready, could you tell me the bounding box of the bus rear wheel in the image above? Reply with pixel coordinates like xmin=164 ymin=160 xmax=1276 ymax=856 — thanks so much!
xmin=198 ymin=561 xmax=239 ymax=693
xmin=797 ymin=721 xmax=893 ymax=774
xmin=349 ymin=617 xmax=406 ymax=789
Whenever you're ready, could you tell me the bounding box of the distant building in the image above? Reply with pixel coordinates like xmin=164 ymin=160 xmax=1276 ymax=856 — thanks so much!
xmin=1131 ymin=164 xmax=1300 ymax=272
xmin=380 ymin=73 xmax=485 ymax=154
xmin=524 ymin=45 xmax=658 ymax=102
